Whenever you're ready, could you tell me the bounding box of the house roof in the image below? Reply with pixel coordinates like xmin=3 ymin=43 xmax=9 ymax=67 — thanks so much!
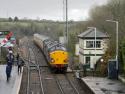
xmin=78 ymin=28 xmax=109 ymax=39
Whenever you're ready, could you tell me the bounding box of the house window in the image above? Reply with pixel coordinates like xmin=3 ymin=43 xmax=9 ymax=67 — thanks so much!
xmin=86 ymin=41 xmax=101 ymax=48
xmin=86 ymin=41 xmax=94 ymax=48
xmin=85 ymin=56 xmax=90 ymax=64
xmin=96 ymin=41 xmax=101 ymax=48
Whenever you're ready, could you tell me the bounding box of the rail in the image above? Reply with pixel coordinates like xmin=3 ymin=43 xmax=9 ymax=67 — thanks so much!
xmin=32 ymin=46 xmax=45 ymax=94
xmin=53 ymin=74 xmax=80 ymax=94
xmin=65 ymin=74 xmax=80 ymax=94
xmin=26 ymin=40 xmax=45 ymax=94
xmin=54 ymin=75 xmax=65 ymax=94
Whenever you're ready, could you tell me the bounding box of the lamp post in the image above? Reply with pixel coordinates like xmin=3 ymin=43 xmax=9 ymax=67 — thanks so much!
xmin=106 ymin=20 xmax=119 ymax=69
xmin=66 ymin=0 xmax=68 ymax=45
xmin=88 ymin=27 xmax=97 ymax=69
xmin=106 ymin=20 xmax=119 ymax=77
xmin=63 ymin=0 xmax=68 ymax=48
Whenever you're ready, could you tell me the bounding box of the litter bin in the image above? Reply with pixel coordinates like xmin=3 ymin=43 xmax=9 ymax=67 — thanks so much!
xmin=108 ymin=59 xmax=118 ymax=79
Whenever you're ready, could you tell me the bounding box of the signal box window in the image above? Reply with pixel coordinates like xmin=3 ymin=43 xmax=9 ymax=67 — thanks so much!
xmin=86 ymin=41 xmax=101 ymax=48
xmin=96 ymin=41 xmax=101 ymax=48
xmin=86 ymin=41 xmax=94 ymax=48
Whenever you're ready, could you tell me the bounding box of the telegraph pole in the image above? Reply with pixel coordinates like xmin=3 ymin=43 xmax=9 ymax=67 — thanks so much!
xmin=63 ymin=0 xmax=68 ymax=49
xmin=66 ymin=0 xmax=68 ymax=50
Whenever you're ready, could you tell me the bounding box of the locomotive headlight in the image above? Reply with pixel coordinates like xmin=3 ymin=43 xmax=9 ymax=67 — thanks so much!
xmin=51 ymin=58 xmax=55 ymax=63
xmin=64 ymin=59 xmax=68 ymax=63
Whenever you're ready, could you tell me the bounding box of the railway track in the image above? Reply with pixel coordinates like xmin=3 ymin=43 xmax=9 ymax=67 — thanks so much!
xmin=30 ymin=41 xmax=63 ymax=94
xmin=19 ymin=38 xmax=93 ymax=94
xmin=54 ymin=74 xmax=80 ymax=94
xmin=26 ymin=41 xmax=45 ymax=94
xmin=26 ymin=40 xmax=80 ymax=94
xmin=31 ymin=41 xmax=81 ymax=94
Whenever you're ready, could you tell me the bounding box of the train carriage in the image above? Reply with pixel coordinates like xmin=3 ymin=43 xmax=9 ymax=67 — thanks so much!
xmin=33 ymin=33 xmax=68 ymax=72
xmin=34 ymin=34 xmax=49 ymax=49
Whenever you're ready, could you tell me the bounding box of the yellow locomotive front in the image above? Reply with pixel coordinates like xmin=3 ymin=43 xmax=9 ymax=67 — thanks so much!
xmin=43 ymin=41 xmax=68 ymax=72
xmin=50 ymin=50 xmax=68 ymax=71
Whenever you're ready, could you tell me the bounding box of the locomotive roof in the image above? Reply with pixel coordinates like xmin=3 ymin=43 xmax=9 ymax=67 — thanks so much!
xmin=48 ymin=43 xmax=66 ymax=52
xmin=46 ymin=41 xmax=56 ymax=48
xmin=47 ymin=41 xmax=59 ymax=49
xmin=34 ymin=33 xmax=66 ymax=51
xmin=44 ymin=39 xmax=52 ymax=45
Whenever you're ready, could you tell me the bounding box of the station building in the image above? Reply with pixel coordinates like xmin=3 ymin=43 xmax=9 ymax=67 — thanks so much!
xmin=78 ymin=28 xmax=109 ymax=69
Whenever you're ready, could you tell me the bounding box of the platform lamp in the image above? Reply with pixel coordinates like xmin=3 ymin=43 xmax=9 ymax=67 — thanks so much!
xmin=87 ymin=27 xmax=97 ymax=70
xmin=106 ymin=20 xmax=119 ymax=79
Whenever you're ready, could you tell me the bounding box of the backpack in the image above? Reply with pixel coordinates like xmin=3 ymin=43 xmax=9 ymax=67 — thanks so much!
xmin=18 ymin=59 xmax=24 ymax=66
xmin=6 ymin=53 xmax=14 ymax=65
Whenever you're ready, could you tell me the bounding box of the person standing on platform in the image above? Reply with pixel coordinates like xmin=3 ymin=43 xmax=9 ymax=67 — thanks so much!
xmin=6 ymin=65 xmax=11 ymax=82
xmin=16 ymin=53 xmax=19 ymax=62
xmin=17 ymin=58 xmax=24 ymax=74
xmin=16 ymin=53 xmax=24 ymax=74
xmin=6 ymin=50 xmax=14 ymax=76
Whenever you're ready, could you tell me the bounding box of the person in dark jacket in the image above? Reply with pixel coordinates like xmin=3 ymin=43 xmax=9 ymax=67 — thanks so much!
xmin=6 ymin=51 xmax=14 ymax=65
xmin=6 ymin=50 xmax=14 ymax=76
xmin=17 ymin=58 xmax=24 ymax=74
xmin=6 ymin=65 xmax=11 ymax=82
xmin=16 ymin=53 xmax=19 ymax=61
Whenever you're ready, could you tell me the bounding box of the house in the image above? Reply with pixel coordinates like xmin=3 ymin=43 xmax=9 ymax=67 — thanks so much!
xmin=78 ymin=28 xmax=109 ymax=69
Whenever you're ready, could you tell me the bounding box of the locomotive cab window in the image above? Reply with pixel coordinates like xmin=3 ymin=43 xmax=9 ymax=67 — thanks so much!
xmin=49 ymin=46 xmax=56 ymax=52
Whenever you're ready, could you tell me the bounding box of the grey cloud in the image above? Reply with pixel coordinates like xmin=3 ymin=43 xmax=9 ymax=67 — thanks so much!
xmin=0 ymin=0 xmax=108 ymax=20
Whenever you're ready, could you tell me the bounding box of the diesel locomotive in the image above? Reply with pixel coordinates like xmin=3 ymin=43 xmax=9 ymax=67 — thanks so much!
xmin=33 ymin=34 xmax=68 ymax=72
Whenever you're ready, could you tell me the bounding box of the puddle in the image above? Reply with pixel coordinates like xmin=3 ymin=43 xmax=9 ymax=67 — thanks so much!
xmin=44 ymin=78 xmax=53 ymax=80
xmin=107 ymin=83 xmax=114 ymax=85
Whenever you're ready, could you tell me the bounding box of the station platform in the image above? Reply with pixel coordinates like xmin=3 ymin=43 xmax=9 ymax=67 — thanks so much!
xmin=0 ymin=65 xmax=22 ymax=94
xmin=81 ymin=77 xmax=125 ymax=94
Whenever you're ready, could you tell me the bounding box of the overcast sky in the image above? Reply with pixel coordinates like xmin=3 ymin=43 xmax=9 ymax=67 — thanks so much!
xmin=0 ymin=0 xmax=108 ymax=21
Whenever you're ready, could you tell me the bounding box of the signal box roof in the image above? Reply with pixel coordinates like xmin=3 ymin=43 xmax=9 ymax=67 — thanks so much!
xmin=78 ymin=28 xmax=109 ymax=39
